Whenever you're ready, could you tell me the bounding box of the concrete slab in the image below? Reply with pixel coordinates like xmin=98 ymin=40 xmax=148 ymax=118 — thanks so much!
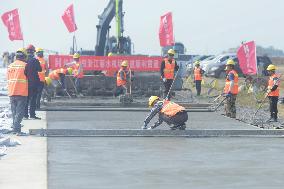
xmin=46 ymin=111 xmax=257 ymax=130
xmin=48 ymin=137 xmax=284 ymax=189
xmin=0 ymin=111 xmax=47 ymax=189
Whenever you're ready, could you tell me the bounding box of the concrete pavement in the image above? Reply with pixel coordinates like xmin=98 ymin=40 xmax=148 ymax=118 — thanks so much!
xmin=0 ymin=111 xmax=47 ymax=189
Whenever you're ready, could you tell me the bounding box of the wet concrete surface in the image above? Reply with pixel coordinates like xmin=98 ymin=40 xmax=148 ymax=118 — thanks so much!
xmin=48 ymin=137 xmax=284 ymax=189
xmin=45 ymin=111 xmax=284 ymax=189
xmin=47 ymin=111 xmax=257 ymax=130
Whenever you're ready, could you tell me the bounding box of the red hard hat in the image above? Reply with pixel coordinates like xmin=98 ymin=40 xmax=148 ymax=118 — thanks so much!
xmin=27 ymin=44 xmax=35 ymax=51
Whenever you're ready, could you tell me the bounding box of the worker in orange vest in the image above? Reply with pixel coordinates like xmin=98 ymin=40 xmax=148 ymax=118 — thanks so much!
xmin=193 ymin=61 xmax=205 ymax=96
xmin=48 ymin=68 xmax=72 ymax=96
xmin=65 ymin=53 xmax=84 ymax=95
xmin=160 ymin=49 xmax=179 ymax=99
xmin=223 ymin=59 xmax=239 ymax=118
xmin=266 ymin=64 xmax=280 ymax=122
xmin=7 ymin=48 xmax=28 ymax=135
xmin=114 ymin=60 xmax=132 ymax=97
xmin=36 ymin=48 xmax=48 ymax=109
xmin=142 ymin=96 xmax=188 ymax=130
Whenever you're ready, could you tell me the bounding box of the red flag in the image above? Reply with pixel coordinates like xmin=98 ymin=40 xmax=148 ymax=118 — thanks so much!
xmin=1 ymin=9 xmax=23 ymax=41
xmin=62 ymin=4 xmax=77 ymax=33
xmin=237 ymin=41 xmax=257 ymax=75
xmin=159 ymin=12 xmax=174 ymax=47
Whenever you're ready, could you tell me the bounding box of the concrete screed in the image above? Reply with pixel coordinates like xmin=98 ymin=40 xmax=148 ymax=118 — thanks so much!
xmin=47 ymin=111 xmax=284 ymax=189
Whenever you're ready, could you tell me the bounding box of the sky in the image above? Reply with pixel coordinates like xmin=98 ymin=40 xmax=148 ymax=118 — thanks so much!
xmin=1 ymin=0 xmax=284 ymax=56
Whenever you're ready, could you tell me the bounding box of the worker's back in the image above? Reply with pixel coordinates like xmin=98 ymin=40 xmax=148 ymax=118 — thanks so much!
xmin=25 ymin=55 xmax=42 ymax=86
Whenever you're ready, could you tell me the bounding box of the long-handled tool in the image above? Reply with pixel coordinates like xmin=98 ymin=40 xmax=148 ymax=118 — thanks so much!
xmin=68 ymin=76 xmax=79 ymax=96
xmin=58 ymin=80 xmax=71 ymax=98
xmin=211 ymin=96 xmax=227 ymax=111
xmin=164 ymin=66 xmax=180 ymax=100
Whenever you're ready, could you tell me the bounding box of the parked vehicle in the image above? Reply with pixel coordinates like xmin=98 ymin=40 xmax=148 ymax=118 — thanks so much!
xmin=205 ymin=55 xmax=272 ymax=78
xmin=204 ymin=54 xmax=236 ymax=78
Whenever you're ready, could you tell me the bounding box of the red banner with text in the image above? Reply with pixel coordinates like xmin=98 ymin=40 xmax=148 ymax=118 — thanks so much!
xmin=237 ymin=41 xmax=257 ymax=75
xmin=48 ymin=55 xmax=162 ymax=71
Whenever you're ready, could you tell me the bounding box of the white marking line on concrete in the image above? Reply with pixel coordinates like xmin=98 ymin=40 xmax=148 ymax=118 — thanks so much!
xmin=0 ymin=111 xmax=47 ymax=189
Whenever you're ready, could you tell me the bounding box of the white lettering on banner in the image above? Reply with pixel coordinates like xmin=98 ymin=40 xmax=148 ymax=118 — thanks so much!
xmin=153 ymin=60 xmax=159 ymax=68
xmin=81 ymin=59 xmax=87 ymax=67
xmin=99 ymin=60 xmax=105 ymax=69
xmin=55 ymin=58 xmax=62 ymax=68
xmin=129 ymin=60 xmax=135 ymax=68
xmin=148 ymin=60 xmax=153 ymax=68
xmin=135 ymin=60 xmax=141 ymax=68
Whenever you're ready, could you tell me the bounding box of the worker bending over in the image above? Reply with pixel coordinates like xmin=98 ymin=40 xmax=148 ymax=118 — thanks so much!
xmin=223 ymin=59 xmax=239 ymax=118
xmin=160 ymin=49 xmax=179 ymax=99
xmin=266 ymin=64 xmax=280 ymax=122
xmin=142 ymin=96 xmax=188 ymax=130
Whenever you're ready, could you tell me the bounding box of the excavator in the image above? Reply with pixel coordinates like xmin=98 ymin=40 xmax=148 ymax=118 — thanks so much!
xmin=95 ymin=0 xmax=131 ymax=56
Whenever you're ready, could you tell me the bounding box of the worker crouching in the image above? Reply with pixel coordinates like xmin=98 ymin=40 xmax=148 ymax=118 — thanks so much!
xmin=142 ymin=96 xmax=188 ymax=130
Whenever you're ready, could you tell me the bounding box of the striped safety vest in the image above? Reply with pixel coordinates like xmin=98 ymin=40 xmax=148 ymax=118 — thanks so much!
xmin=7 ymin=60 xmax=28 ymax=96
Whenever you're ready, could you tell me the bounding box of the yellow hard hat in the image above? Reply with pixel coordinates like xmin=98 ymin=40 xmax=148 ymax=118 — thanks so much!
xmin=195 ymin=60 xmax=200 ymax=65
xmin=108 ymin=52 xmax=113 ymax=56
xmin=73 ymin=53 xmax=80 ymax=59
xmin=45 ymin=77 xmax=52 ymax=86
xmin=148 ymin=96 xmax=160 ymax=107
xmin=16 ymin=48 xmax=27 ymax=54
xmin=226 ymin=59 xmax=235 ymax=65
xmin=67 ymin=67 xmax=73 ymax=74
xmin=36 ymin=48 xmax=44 ymax=53
xmin=121 ymin=60 xmax=128 ymax=67
xmin=167 ymin=49 xmax=175 ymax=55
xmin=267 ymin=64 xmax=276 ymax=71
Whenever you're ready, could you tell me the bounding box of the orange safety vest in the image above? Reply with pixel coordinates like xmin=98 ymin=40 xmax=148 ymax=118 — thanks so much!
xmin=160 ymin=100 xmax=185 ymax=117
xmin=224 ymin=70 xmax=239 ymax=95
xmin=194 ymin=67 xmax=202 ymax=81
xmin=57 ymin=68 xmax=67 ymax=75
xmin=73 ymin=62 xmax=84 ymax=78
xmin=48 ymin=70 xmax=60 ymax=80
xmin=37 ymin=57 xmax=47 ymax=82
xmin=268 ymin=73 xmax=280 ymax=97
xmin=116 ymin=68 xmax=127 ymax=86
xmin=7 ymin=60 xmax=28 ymax=96
xmin=163 ymin=58 xmax=175 ymax=79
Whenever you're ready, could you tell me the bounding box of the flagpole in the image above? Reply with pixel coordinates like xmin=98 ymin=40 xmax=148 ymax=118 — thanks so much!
xmin=18 ymin=9 xmax=24 ymax=47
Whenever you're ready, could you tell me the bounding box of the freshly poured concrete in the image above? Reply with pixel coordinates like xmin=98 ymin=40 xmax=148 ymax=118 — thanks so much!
xmin=47 ymin=111 xmax=284 ymax=189
xmin=48 ymin=137 xmax=284 ymax=189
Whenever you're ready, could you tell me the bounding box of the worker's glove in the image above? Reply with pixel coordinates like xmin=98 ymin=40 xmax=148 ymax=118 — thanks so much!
xmin=225 ymin=92 xmax=232 ymax=98
xmin=162 ymin=78 xmax=167 ymax=82
xmin=141 ymin=123 xmax=147 ymax=130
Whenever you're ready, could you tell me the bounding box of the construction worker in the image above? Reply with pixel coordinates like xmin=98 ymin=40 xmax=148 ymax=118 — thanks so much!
xmin=7 ymin=48 xmax=28 ymax=135
xmin=36 ymin=48 xmax=48 ymax=109
xmin=48 ymin=68 xmax=72 ymax=96
xmin=160 ymin=49 xmax=179 ymax=99
xmin=24 ymin=44 xmax=42 ymax=120
xmin=114 ymin=60 xmax=131 ymax=97
xmin=64 ymin=53 xmax=84 ymax=95
xmin=193 ymin=61 xmax=205 ymax=96
xmin=266 ymin=64 xmax=280 ymax=122
xmin=223 ymin=59 xmax=239 ymax=118
xmin=142 ymin=96 xmax=188 ymax=130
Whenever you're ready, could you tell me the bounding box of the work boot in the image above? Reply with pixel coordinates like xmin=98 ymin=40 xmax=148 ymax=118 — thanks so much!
xmin=30 ymin=116 xmax=41 ymax=120
xmin=266 ymin=117 xmax=275 ymax=123
xmin=23 ymin=116 xmax=29 ymax=120
xmin=178 ymin=124 xmax=186 ymax=130
xmin=16 ymin=131 xmax=29 ymax=136
xmin=170 ymin=125 xmax=179 ymax=130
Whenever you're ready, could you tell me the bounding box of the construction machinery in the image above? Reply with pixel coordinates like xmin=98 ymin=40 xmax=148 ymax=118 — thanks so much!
xmin=95 ymin=0 xmax=131 ymax=56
